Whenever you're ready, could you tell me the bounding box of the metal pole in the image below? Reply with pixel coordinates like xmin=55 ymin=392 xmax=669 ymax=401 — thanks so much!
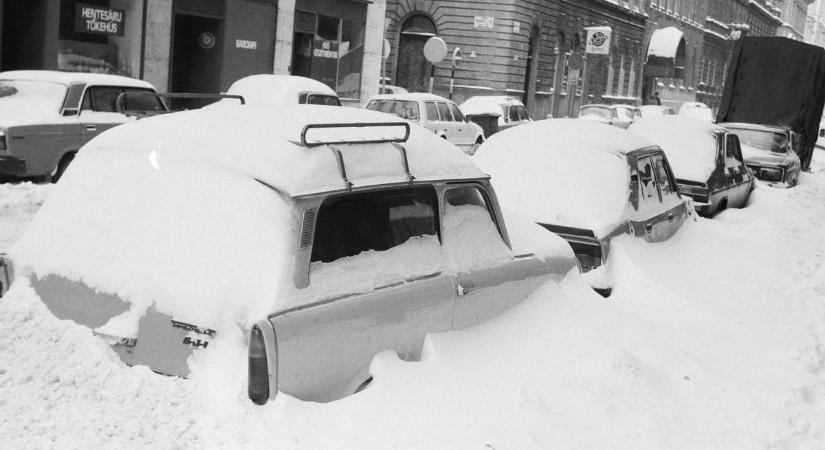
xmin=428 ymin=65 xmax=435 ymax=93
xmin=449 ymin=66 xmax=455 ymax=100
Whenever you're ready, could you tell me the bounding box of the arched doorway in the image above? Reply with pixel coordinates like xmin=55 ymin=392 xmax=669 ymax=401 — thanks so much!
xmin=396 ymin=14 xmax=436 ymax=92
xmin=522 ymin=26 xmax=540 ymax=113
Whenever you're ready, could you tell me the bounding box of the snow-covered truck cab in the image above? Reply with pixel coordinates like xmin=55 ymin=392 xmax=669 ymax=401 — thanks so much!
xmin=9 ymin=105 xmax=577 ymax=405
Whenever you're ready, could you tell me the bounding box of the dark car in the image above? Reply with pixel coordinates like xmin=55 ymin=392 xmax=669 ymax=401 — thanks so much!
xmin=629 ymin=116 xmax=755 ymax=216
xmin=720 ymin=122 xmax=801 ymax=188
xmin=0 ymin=70 xmax=165 ymax=182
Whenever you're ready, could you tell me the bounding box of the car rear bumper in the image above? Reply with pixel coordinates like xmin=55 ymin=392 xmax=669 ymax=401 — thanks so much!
xmin=0 ymin=157 xmax=26 ymax=177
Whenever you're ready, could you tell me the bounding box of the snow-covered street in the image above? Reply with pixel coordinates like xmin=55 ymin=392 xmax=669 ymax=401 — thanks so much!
xmin=1 ymin=152 xmax=825 ymax=449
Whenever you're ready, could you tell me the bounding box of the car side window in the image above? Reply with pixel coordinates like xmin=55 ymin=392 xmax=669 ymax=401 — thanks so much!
xmin=425 ymin=102 xmax=439 ymax=121
xmin=651 ymin=154 xmax=677 ymax=200
xmin=725 ymin=134 xmax=744 ymax=173
xmin=310 ymin=186 xmax=439 ymax=264
xmin=508 ymin=105 xmax=520 ymax=122
xmin=82 ymin=86 xmax=164 ymax=113
xmin=442 ymin=186 xmax=511 ymax=269
xmin=635 ymin=155 xmax=661 ymax=205
xmin=448 ymin=103 xmax=464 ymax=122
xmin=436 ymin=102 xmax=452 ymax=121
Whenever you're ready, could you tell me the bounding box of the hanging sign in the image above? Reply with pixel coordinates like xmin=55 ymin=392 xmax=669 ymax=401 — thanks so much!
xmin=585 ymin=26 xmax=612 ymax=55
xmin=75 ymin=3 xmax=125 ymax=36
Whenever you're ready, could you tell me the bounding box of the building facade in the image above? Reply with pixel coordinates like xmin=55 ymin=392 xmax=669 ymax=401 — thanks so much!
xmin=805 ymin=0 xmax=825 ymax=47
xmin=0 ymin=0 xmax=386 ymax=104
xmin=776 ymin=0 xmax=815 ymax=40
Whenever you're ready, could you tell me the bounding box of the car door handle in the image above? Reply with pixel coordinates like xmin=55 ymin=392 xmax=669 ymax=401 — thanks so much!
xmin=85 ymin=125 xmax=97 ymax=132
xmin=667 ymin=213 xmax=674 ymax=222
xmin=645 ymin=222 xmax=653 ymax=233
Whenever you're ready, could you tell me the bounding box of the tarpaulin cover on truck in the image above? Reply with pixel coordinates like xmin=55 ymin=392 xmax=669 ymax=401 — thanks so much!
xmin=717 ymin=37 xmax=825 ymax=170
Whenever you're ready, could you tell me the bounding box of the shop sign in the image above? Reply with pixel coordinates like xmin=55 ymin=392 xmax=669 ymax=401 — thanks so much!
xmin=312 ymin=40 xmax=339 ymax=59
xmin=474 ymin=16 xmax=494 ymax=30
xmin=585 ymin=26 xmax=611 ymax=55
xmin=75 ymin=3 xmax=125 ymax=36
xmin=235 ymin=39 xmax=257 ymax=50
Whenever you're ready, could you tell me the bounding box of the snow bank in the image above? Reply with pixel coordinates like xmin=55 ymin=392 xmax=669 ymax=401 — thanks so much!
xmin=474 ymin=119 xmax=651 ymax=235
xmin=628 ymin=116 xmax=720 ymax=181
xmin=0 ymin=183 xmax=51 ymax=252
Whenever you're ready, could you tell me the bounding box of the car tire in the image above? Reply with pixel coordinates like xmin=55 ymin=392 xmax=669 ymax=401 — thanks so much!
xmin=468 ymin=137 xmax=483 ymax=156
xmin=48 ymin=153 xmax=76 ymax=183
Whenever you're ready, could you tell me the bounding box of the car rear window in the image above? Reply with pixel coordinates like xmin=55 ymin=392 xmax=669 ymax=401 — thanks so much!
xmin=366 ymin=100 xmax=420 ymax=121
xmin=310 ymin=186 xmax=438 ymax=264
xmin=302 ymin=93 xmax=341 ymax=106
xmin=580 ymin=106 xmax=611 ymax=120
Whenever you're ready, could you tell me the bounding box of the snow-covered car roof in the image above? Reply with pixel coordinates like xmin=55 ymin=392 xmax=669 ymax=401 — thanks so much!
xmin=0 ymin=70 xmax=156 ymax=89
xmin=639 ymin=105 xmax=675 ymax=116
xmin=678 ymin=102 xmax=714 ymax=121
xmin=473 ymin=119 xmax=657 ymax=234
xmin=628 ymin=116 xmax=722 ymax=181
xmin=222 ymin=74 xmax=337 ymax=105
xmin=458 ymin=96 xmax=523 ymax=117
xmin=73 ymin=104 xmax=485 ymax=198
xmin=367 ymin=92 xmax=450 ymax=102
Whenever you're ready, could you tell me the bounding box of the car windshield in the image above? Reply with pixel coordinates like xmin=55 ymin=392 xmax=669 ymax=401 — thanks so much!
xmin=0 ymin=80 xmax=67 ymax=112
xmin=366 ymin=100 xmax=420 ymax=121
xmin=730 ymin=128 xmax=789 ymax=154
xmin=579 ymin=106 xmax=611 ymax=120
xmin=303 ymin=93 xmax=341 ymax=106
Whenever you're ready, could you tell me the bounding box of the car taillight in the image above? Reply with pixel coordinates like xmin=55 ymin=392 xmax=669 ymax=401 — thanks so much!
xmin=248 ymin=325 xmax=270 ymax=405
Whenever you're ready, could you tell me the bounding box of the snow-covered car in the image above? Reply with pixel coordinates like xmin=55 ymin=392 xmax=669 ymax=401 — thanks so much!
xmin=578 ymin=104 xmax=641 ymax=129
xmin=458 ymin=95 xmax=531 ymax=138
xmin=0 ymin=70 xmax=165 ymax=182
xmin=220 ymin=74 xmax=340 ymax=106
xmin=365 ymin=93 xmax=485 ymax=155
xmin=678 ymin=101 xmax=714 ymax=121
xmin=639 ymin=105 xmax=676 ymax=117
xmin=720 ymin=122 xmax=801 ymax=187
xmin=4 ymin=105 xmax=577 ymax=404
xmin=473 ymin=119 xmax=689 ymax=279
xmin=629 ymin=116 xmax=755 ymax=216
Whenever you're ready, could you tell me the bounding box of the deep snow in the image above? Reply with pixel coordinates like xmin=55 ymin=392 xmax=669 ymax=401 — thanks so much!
xmin=1 ymin=152 xmax=825 ymax=448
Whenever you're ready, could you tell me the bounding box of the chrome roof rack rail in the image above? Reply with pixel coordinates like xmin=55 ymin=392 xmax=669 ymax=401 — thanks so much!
xmin=299 ymin=122 xmax=410 ymax=147
xmin=392 ymin=143 xmax=416 ymax=184
xmin=327 ymin=146 xmax=354 ymax=192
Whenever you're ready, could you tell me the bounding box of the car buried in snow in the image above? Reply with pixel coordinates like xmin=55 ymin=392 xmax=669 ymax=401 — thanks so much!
xmin=578 ymin=104 xmax=642 ymax=129
xmin=215 ymin=74 xmax=341 ymax=107
xmin=473 ymin=119 xmax=690 ymax=292
xmin=719 ymin=122 xmax=801 ymax=188
xmin=0 ymin=70 xmax=166 ymax=182
xmin=3 ymin=105 xmax=577 ymax=404
xmin=458 ymin=95 xmax=532 ymax=138
xmin=628 ymin=116 xmax=755 ymax=216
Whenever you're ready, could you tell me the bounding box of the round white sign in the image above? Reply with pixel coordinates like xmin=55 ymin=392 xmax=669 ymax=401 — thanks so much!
xmin=423 ymin=37 xmax=447 ymax=63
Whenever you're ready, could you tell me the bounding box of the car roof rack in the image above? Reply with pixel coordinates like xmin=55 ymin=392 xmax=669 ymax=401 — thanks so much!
xmin=115 ymin=92 xmax=246 ymax=118
xmin=296 ymin=122 xmax=413 ymax=192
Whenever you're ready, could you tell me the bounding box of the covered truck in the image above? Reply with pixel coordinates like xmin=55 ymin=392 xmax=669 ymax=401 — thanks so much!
xmin=717 ymin=36 xmax=825 ymax=171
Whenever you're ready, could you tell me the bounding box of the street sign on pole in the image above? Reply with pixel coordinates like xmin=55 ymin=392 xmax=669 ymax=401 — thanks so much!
xmin=381 ymin=39 xmax=391 ymax=94
xmin=424 ymin=37 xmax=447 ymax=93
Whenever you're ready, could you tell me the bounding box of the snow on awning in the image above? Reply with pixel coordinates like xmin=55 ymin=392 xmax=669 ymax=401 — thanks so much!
xmin=645 ymin=27 xmax=687 ymax=79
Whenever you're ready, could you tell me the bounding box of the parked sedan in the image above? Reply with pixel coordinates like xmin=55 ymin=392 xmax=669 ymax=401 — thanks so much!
xmin=720 ymin=122 xmax=801 ymax=187
xmin=0 ymin=70 xmax=165 ymax=182
xmin=365 ymin=93 xmax=485 ymax=155
xmin=221 ymin=74 xmax=341 ymax=106
xmin=474 ymin=119 xmax=689 ymax=283
xmin=4 ymin=105 xmax=576 ymax=404
xmin=578 ymin=104 xmax=641 ymax=129
xmin=629 ymin=116 xmax=755 ymax=216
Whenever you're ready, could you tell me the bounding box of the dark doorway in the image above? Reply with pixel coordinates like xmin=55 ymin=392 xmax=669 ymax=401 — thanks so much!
xmin=2 ymin=0 xmax=48 ymax=70
xmin=522 ymin=26 xmax=540 ymax=112
xmin=396 ymin=15 xmax=436 ymax=93
xmin=170 ymin=14 xmax=222 ymax=108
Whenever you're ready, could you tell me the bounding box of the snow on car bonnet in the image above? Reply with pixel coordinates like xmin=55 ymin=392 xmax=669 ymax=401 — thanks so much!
xmin=473 ymin=119 xmax=651 ymax=234
xmin=628 ymin=116 xmax=720 ymax=181
xmin=10 ymin=105 xmax=485 ymax=330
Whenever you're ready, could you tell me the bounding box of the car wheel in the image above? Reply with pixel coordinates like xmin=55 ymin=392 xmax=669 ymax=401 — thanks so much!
xmin=46 ymin=153 xmax=76 ymax=183
xmin=467 ymin=137 xmax=483 ymax=156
